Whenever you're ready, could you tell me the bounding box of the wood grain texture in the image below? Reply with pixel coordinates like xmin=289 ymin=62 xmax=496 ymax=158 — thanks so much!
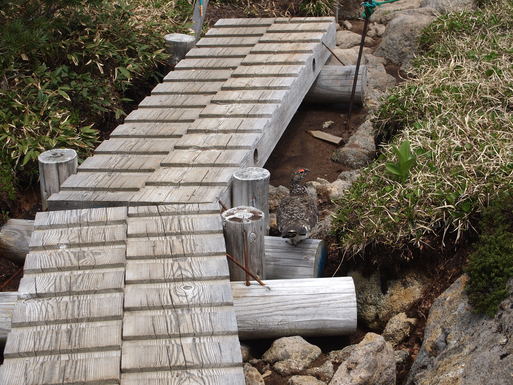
xmin=121 ymin=367 xmax=245 ymax=385
xmin=0 ymin=292 xmax=17 ymax=344
xmin=34 ymin=207 xmax=126 ymax=229
xmin=0 ymin=219 xmax=33 ymax=265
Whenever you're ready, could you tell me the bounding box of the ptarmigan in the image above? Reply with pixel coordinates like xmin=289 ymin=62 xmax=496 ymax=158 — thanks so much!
xmin=277 ymin=168 xmax=318 ymax=245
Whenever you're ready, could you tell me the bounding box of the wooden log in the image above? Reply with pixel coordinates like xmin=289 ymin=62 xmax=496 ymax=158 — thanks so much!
xmin=192 ymin=0 xmax=209 ymax=39
xmin=0 ymin=278 xmax=357 ymax=343
xmin=0 ymin=219 xmax=34 ymax=265
xmin=222 ymin=206 xmax=266 ymax=282
xmin=233 ymin=277 xmax=357 ymax=339
xmin=232 ymin=168 xmax=270 ymax=232
xmin=164 ymin=33 xmax=196 ymax=66
xmin=305 ymin=65 xmax=367 ymax=104
xmin=38 ymin=148 xmax=78 ymax=211
xmin=264 ymin=236 xmax=326 ymax=279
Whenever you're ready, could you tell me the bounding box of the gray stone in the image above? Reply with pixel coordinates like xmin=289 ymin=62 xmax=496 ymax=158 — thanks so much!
xmin=342 ymin=20 xmax=353 ymax=30
xmin=289 ymin=375 xmax=327 ymax=385
xmin=349 ymin=269 xmax=428 ymax=330
xmin=383 ymin=312 xmax=417 ymax=347
xmin=263 ymin=336 xmax=322 ymax=376
xmin=367 ymin=62 xmax=397 ymax=92
xmin=329 ymin=333 xmax=396 ymax=385
xmin=406 ymin=275 xmax=513 ymax=385
xmin=269 ymin=185 xmax=289 ymax=212
xmin=331 ymin=121 xmax=376 ymax=169
xmin=327 ymin=179 xmax=351 ymax=200
xmin=336 ymin=30 xmax=363 ymax=49
xmin=394 ymin=349 xmax=410 ymax=365
xmin=241 ymin=343 xmax=252 ymax=361
xmin=306 ymin=361 xmax=335 ymax=382
xmin=244 ymin=363 xmax=265 ymax=385
xmin=327 ymin=47 xmax=372 ymax=66
xmin=338 ymin=170 xmax=361 ymax=183
xmin=374 ymin=23 xmax=386 ymax=37
xmin=328 ymin=345 xmax=356 ymax=364
xmin=420 ymin=0 xmax=475 ymax=13
xmin=322 ymin=120 xmax=335 ymax=129
xmin=370 ymin=0 xmax=422 ymax=24
xmin=374 ymin=8 xmax=436 ymax=69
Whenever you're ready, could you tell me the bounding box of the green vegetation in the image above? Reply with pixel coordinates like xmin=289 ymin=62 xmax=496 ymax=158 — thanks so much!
xmin=334 ymin=0 xmax=513 ymax=258
xmin=299 ymin=0 xmax=334 ymax=16
xmin=466 ymin=192 xmax=513 ymax=316
xmin=0 ymin=0 xmax=191 ymax=211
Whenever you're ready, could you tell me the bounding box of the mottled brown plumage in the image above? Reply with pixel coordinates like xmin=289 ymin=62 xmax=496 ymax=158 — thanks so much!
xmin=277 ymin=169 xmax=318 ymax=245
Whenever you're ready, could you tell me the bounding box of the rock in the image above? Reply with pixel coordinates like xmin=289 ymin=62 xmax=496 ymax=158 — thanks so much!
xmin=394 ymin=349 xmax=410 ymax=365
xmin=327 ymin=179 xmax=351 ymax=200
xmin=337 ymin=0 xmax=362 ymax=19
xmin=331 ymin=121 xmax=376 ymax=169
xmin=374 ymin=8 xmax=436 ymax=69
xmin=370 ymin=0 xmax=422 ymax=24
xmin=327 ymin=47 xmax=372 ymax=66
xmin=249 ymin=358 xmax=271 ymax=374
xmin=328 ymin=345 xmax=356 ymax=364
xmin=374 ymin=23 xmax=386 ymax=37
xmin=263 ymin=336 xmax=322 ymax=376
xmin=406 ymin=275 xmax=513 ymax=385
xmin=289 ymin=375 xmax=327 ymax=385
xmin=269 ymin=185 xmax=289 ymax=212
xmin=382 ymin=312 xmax=417 ymax=347
xmin=336 ymin=30 xmax=362 ymax=49
xmin=329 ymin=333 xmax=396 ymax=385
xmin=322 ymin=120 xmax=335 ymax=129
xmin=342 ymin=20 xmax=352 ymax=30
xmin=306 ymin=361 xmax=335 ymax=382
xmin=310 ymin=214 xmax=334 ymax=240
xmin=338 ymin=170 xmax=361 ymax=183
xmin=241 ymin=343 xmax=252 ymax=361
xmin=244 ymin=363 xmax=265 ymax=385
xmin=349 ymin=269 xmax=428 ymax=330
xmin=420 ymin=0 xmax=475 ymax=13
xmin=367 ymin=62 xmax=397 ymax=92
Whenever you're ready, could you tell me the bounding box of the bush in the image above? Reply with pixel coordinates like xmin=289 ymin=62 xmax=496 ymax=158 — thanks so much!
xmin=0 ymin=0 xmax=190 ymax=211
xmin=333 ymin=0 xmax=513 ymax=259
xmin=466 ymin=192 xmax=513 ymax=316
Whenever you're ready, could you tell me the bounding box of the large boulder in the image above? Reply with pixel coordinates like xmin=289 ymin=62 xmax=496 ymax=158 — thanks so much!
xmin=331 ymin=121 xmax=376 ymax=169
xmin=370 ymin=0 xmax=422 ymax=24
xmin=374 ymin=8 xmax=436 ymax=69
xmin=420 ymin=0 xmax=475 ymax=13
xmin=329 ymin=333 xmax=396 ymax=385
xmin=407 ymin=275 xmax=513 ymax=385
xmin=336 ymin=30 xmax=362 ymax=49
xmin=263 ymin=336 xmax=322 ymax=376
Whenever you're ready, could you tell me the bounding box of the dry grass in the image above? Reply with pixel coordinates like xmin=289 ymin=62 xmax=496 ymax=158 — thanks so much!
xmin=334 ymin=0 xmax=513 ymax=260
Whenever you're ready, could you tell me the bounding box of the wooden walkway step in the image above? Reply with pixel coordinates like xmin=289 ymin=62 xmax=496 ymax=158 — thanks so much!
xmin=47 ymin=17 xmax=336 ymax=210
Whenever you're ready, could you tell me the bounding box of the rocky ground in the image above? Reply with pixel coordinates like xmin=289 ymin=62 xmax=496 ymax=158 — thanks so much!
xmin=249 ymin=1 xmax=513 ymax=385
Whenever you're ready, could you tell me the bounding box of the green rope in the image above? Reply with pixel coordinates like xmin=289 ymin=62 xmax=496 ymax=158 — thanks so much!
xmin=361 ymin=0 xmax=401 ymax=19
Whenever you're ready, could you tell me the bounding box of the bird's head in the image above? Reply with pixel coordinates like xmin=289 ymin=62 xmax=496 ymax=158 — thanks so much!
xmin=291 ymin=168 xmax=310 ymax=183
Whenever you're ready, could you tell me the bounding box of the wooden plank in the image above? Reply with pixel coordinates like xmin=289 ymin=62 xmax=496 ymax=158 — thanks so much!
xmin=47 ymin=190 xmax=137 ymax=210
xmin=34 ymin=207 xmax=126 ymax=229
xmin=214 ymin=18 xmax=274 ymax=27
xmin=127 ymin=213 xmax=222 ymax=236
xmin=0 ymin=292 xmax=17 ymax=343
xmin=29 ymin=224 xmax=126 ymax=250
xmin=126 ymin=233 xmax=226 ymax=259
xmin=127 ymin=203 xmax=220 ymax=217
xmin=199 ymin=104 xmax=278 ymax=118
xmin=18 ymin=269 xmax=125 ymax=298
xmin=124 ymin=108 xmax=199 ymax=123
xmin=232 ymin=65 xmax=303 ymax=77
xmin=206 ymin=27 xmax=268 ymax=37
xmin=185 ymin=47 xmax=251 ymax=58
xmin=121 ymin=368 xmax=245 ymax=385
xmin=260 ymin=32 xmax=324 ymax=43
xmin=11 ymin=293 xmax=124 ymax=326
xmin=4 ymin=320 xmax=122 ymax=357
xmin=188 ymin=118 xmax=268 ymax=133
xmin=275 ymin=17 xmax=334 ymax=23
xmin=60 ymin=172 xmax=148 ymax=192
xmin=267 ymin=22 xmax=332 ymax=32
xmin=79 ymin=154 xmax=162 ymax=172
xmin=251 ymin=42 xmax=317 ymax=53
xmin=131 ymin=185 xmax=227 ymax=205
xmin=222 ymin=77 xmax=295 ymax=90
xmin=211 ymin=90 xmax=288 ymax=104
xmin=124 ymin=280 xmax=233 ymax=310
xmin=242 ymin=53 xmax=311 ymax=65
xmin=152 ymin=81 xmax=224 ymax=95
xmin=145 ymin=167 xmax=238 ymax=187
xmin=139 ymin=94 xmax=212 ymax=108
xmin=0 ymin=355 xmax=120 ymax=385
xmin=308 ymin=130 xmax=344 ymax=145
xmin=163 ymin=69 xmax=233 ymax=82
xmin=174 ymin=58 xmax=242 ymax=70
xmin=110 ymin=123 xmax=189 ymax=138
xmin=161 ymin=149 xmax=250 ymax=167
xmin=24 ymin=246 xmax=126 ymax=273
xmin=125 ymin=256 xmax=229 ymax=283
xmin=173 ymin=133 xmax=261 ymax=149
xmin=95 ymin=138 xmax=177 ymax=154
xmin=122 ymin=335 xmax=241 ymax=372
xmin=196 ymin=36 xmax=260 ymax=48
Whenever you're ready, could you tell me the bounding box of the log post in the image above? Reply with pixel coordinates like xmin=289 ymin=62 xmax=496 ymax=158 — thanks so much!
xmin=232 ymin=277 xmax=357 ymax=339
xmin=38 ymin=149 xmax=77 ymax=211
xmin=222 ymin=206 xmax=266 ymax=282
xmin=232 ymin=168 xmax=270 ymax=232
xmin=305 ymin=65 xmax=368 ymax=104
xmin=0 ymin=219 xmax=34 ymax=265
xmin=164 ymin=33 xmax=196 ymax=66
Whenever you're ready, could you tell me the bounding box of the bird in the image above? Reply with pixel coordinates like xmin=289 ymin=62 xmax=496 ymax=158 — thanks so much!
xmin=277 ymin=168 xmax=318 ymax=245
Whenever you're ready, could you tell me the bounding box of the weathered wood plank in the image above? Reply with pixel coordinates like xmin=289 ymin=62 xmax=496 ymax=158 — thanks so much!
xmin=222 ymin=77 xmax=295 ymax=90
xmin=95 ymin=138 xmax=177 ymax=154
xmin=163 ymin=69 xmax=233 ymax=82
xmin=0 ymin=292 xmax=17 ymax=344
xmin=60 ymin=173 xmax=148 ymax=192
xmin=185 ymin=47 xmax=251 ymax=58
xmin=110 ymin=123 xmax=188 ymax=138
xmin=124 ymin=108 xmax=200 ymax=123
xmin=275 ymin=17 xmax=334 ymax=23
xmin=79 ymin=154 xmax=162 ymax=172
xmin=47 ymin=190 xmax=137 ymax=210
xmin=152 ymin=81 xmax=224 ymax=95
xmin=12 ymin=293 xmax=124 ymax=326
xmin=127 ymin=213 xmax=222 ymax=236
xmin=232 ymin=65 xmax=303 ymax=77
xmin=161 ymin=149 xmax=250 ymax=167
xmin=127 ymin=203 xmax=220 ymax=217
xmin=34 ymin=207 xmax=126 ymax=229
xmin=121 ymin=367 xmax=245 ymax=385
xmin=260 ymin=32 xmax=324 ymax=43
xmin=211 ymin=90 xmax=288 ymax=104
xmin=206 ymin=27 xmax=268 ymax=37
xmin=145 ymin=167 xmax=238 ymax=187
xmin=173 ymin=133 xmax=261 ymax=149
xmin=124 ymin=280 xmax=233 ymax=310
xmin=174 ymin=58 xmax=242 ymax=70
xmin=251 ymin=42 xmax=317 ymax=53
xmin=242 ymin=53 xmax=311 ymax=65
xmin=131 ymin=185 xmax=227 ymax=205
xmin=267 ymin=22 xmax=332 ymax=32
xmin=196 ymin=36 xmax=261 ymax=48
xmin=214 ymin=18 xmax=274 ymax=27
xmin=187 ymin=118 xmax=268 ymax=133
xmin=200 ymin=104 xmax=278 ymax=118
xmin=139 ymin=94 xmax=213 ymax=108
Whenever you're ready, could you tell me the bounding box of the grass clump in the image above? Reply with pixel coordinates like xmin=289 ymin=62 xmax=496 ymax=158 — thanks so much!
xmin=0 ymin=0 xmax=191 ymax=211
xmin=333 ymin=0 xmax=513 ymax=259
xmin=466 ymin=192 xmax=513 ymax=316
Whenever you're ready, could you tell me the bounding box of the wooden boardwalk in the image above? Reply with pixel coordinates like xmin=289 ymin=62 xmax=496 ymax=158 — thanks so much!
xmin=0 ymin=17 xmax=336 ymax=385
xmin=48 ymin=17 xmax=336 ymax=210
